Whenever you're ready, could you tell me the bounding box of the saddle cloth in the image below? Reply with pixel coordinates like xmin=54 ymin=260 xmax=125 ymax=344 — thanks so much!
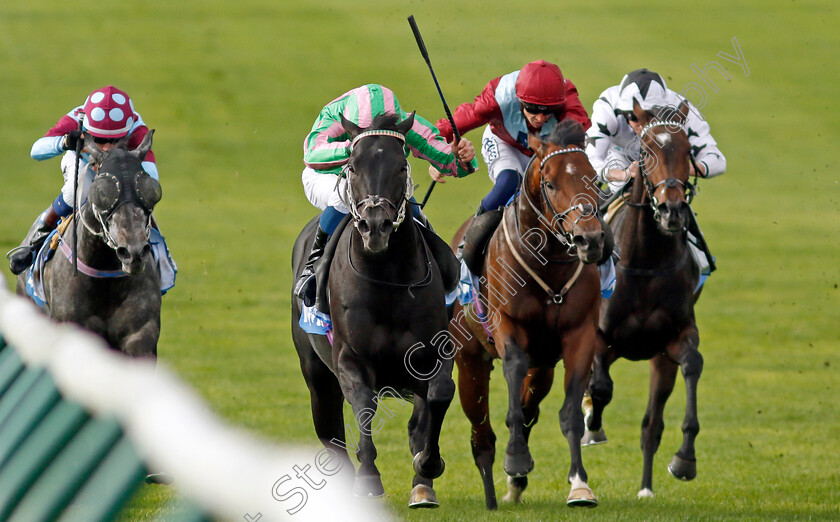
xmin=24 ymin=223 xmax=177 ymax=309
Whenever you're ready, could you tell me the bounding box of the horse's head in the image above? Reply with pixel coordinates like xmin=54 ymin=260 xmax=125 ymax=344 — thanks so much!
xmin=632 ymin=99 xmax=694 ymax=234
xmin=85 ymin=130 xmax=161 ymax=274
xmin=339 ymin=113 xmax=414 ymax=254
xmin=527 ymin=120 xmax=604 ymax=264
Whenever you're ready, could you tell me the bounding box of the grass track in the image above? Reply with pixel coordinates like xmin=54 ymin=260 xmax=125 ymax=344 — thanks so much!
xmin=2 ymin=1 xmax=838 ymax=519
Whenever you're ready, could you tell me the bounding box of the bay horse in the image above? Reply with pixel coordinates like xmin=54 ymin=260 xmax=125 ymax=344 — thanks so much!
xmin=449 ymin=120 xmax=605 ymax=509
xmin=16 ymin=131 xmax=162 ymax=358
xmin=291 ymin=113 xmax=457 ymax=508
xmin=583 ymin=99 xmax=704 ymax=499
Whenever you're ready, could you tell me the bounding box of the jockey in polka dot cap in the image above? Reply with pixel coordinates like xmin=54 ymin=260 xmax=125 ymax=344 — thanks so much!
xmin=7 ymin=85 xmax=160 ymax=276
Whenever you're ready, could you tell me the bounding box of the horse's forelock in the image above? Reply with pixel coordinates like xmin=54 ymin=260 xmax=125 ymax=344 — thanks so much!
xmin=369 ymin=113 xmax=402 ymax=131
xmin=546 ymin=120 xmax=586 ymax=148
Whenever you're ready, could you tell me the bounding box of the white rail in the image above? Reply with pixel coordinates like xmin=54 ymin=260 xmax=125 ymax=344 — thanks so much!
xmin=0 ymin=286 xmax=386 ymax=521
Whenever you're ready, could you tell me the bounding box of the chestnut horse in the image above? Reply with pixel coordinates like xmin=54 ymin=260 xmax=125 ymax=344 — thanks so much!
xmin=450 ymin=120 xmax=605 ymax=509
xmin=583 ymin=100 xmax=704 ymax=499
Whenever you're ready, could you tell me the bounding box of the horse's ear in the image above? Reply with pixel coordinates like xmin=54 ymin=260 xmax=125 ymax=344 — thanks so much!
xmin=131 ymin=129 xmax=154 ymax=160
xmin=527 ymin=132 xmax=545 ymax=157
xmin=396 ymin=111 xmax=415 ymax=137
xmin=340 ymin=113 xmax=363 ymax=139
xmin=84 ymin=133 xmax=105 ymax=166
xmin=632 ymin=97 xmax=651 ymax=125
xmin=677 ymin=101 xmax=690 ymax=125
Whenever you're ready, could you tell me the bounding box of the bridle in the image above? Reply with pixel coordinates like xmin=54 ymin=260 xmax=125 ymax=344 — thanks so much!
xmin=633 ymin=120 xmax=697 ymax=221
xmin=340 ymin=130 xmax=414 ymax=231
xmin=521 ymin=145 xmax=596 ymax=253
xmin=82 ymin=171 xmax=153 ymax=251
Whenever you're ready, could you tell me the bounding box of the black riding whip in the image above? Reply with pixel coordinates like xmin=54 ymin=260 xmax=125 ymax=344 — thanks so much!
xmin=407 ymin=15 xmax=473 ymax=208
xmin=72 ymin=112 xmax=84 ymax=276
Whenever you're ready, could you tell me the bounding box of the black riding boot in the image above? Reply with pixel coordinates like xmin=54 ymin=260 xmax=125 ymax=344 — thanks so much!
xmin=686 ymin=210 xmax=716 ymax=273
xmin=294 ymin=227 xmax=330 ymax=307
xmin=8 ymin=207 xmax=61 ymax=275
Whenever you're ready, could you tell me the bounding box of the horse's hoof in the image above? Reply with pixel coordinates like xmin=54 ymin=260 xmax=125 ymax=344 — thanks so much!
xmin=352 ymin=474 xmax=385 ymax=497
xmin=408 ymin=484 xmax=439 ymax=509
xmin=581 ymin=428 xmax=608 ymax=446
xmin=668 ymin=454 xmax=697 ymax=481
xmin=637 ymin=488 xmax=654 ymax=499
xmin=503 ymin=450 xmax=534 ymax=478
xmin=501 ymin=475 xmax=527 ymax=503
xmin=144 ymin=472 xmax=174 ymax=485
xmin=413 ymin=452 xmax=445 ymax=480
xmin=567 ymin=486 xmax=598 ymax=508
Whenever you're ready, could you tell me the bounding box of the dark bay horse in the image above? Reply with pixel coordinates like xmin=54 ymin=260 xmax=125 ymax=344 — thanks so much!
xmin=583 ymin=100 xmax=704 ymax=498
xmin=16 ymin=131 xmax=162 ymax=358
xmin=449 ymin=120 xmax=605 ymax=509
xmin=291 ymin=114 xmax=456 ymax=508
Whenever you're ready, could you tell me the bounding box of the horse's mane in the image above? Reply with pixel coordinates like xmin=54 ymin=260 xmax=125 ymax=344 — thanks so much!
xmin=369 ymin=113 xmax=403 ymax=131
xmin=545 ymin=119 xmax=586 ymax=148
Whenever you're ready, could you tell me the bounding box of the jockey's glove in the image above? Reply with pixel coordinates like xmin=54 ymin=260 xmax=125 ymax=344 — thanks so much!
xmin=62 ymin=130 xmax=83 ymax=151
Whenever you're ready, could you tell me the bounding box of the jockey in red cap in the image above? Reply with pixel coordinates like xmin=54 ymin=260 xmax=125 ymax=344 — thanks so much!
xmin=436 ymin=59 xmax=591 ymax=216
xmin=8 ymin=86 xmax=161 ymax=277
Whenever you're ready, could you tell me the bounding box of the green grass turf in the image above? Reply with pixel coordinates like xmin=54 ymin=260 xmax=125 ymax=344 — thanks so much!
xmin=2 ymin=0 xmax=838 ymax=519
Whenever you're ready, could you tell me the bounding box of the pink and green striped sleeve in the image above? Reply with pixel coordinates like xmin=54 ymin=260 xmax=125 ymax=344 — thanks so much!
xmin=303 ymin=84 xmax=404 ymax=174
xmin=406 ymin=114 xmax=477 ymax=178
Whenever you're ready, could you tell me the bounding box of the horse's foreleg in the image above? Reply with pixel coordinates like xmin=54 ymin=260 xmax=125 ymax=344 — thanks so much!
xmin=413 ymin=358 xmax=454 ymax=480
xmin=502 ymin=367 xmax=554 ymax=504
xmin=301 ymin=352 xmax=355 ymax=480
xmin=668 ymin=326 xmax=702 ymax=482
xmin=638 ymin=354 xmax=678 ymax=498
xmin=336 ymin=350 xmax=383 ymax=497
xmin=500 ymin=338 xmax=533 ymax=478
xmin=408 ymin=359 xmax=454 ymax=509
xmin=583 ymin=332 xmax=614 ymax=446
xmin=407 ymin=395 xmax=438 ymax=509
xmin=560 ymin=325 xmax=599 ymax=507
xmin=119 ymin=321 xmax=159 ymax=359
xmin=455 ymin=343 xmax=498 ymax=510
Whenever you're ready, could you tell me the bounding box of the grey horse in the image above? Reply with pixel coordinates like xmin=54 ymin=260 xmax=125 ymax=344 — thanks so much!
xmin=16 ymin=131 xmax=162 ymax=359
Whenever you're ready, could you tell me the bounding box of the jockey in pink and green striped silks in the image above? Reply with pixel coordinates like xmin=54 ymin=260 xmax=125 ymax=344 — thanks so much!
xmin=295 ymin=84 xmax=477 ymax=307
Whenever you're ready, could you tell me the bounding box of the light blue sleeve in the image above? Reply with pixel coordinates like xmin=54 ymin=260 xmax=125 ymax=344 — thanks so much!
xmin=142 ymin=161 xmax=159 ymax=180
xmin=31 ymin=136 xmax=65 ymax=161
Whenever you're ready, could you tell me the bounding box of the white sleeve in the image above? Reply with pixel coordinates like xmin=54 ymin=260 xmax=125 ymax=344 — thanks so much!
xmin=685 ymin=110 xmax=726 ymax=178
xmin=585 ymin=96 xmax=619 ymax=177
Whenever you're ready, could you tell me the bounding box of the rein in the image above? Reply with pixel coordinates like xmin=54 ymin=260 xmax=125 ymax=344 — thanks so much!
xmin=346 ymin=226 xmax=433 ymax=298
xmin=502 ymin=209 xmax=583 ymax=305
xmin=58 ymin=208 xmax=128 ymax=278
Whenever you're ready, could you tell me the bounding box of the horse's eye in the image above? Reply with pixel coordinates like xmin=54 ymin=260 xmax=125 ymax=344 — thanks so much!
xmin=544 ymin=181 xmax=555 ymax=191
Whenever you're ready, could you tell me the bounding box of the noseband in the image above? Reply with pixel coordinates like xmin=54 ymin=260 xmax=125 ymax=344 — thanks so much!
xmin=82 ymin=172 xmax=153 ymax=251
xmin=342 ymin=130 xmax=413 ymax=231
xmin=523 ymin=145 xmax=595 ymax=252
xmin=636 ymin=121 xmax=696 ymax=219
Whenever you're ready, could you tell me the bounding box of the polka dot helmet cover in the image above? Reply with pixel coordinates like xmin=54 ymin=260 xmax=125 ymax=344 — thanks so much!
xmin=83 ymin=86 xmax=136 ymax=138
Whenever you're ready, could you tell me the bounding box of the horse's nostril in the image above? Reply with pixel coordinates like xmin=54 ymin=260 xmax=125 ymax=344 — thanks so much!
xmin=381 ymin=220 xmax=393 ymax=234
xmin=358 ymin=220 xmax=370 ymax=234
xmin=116 ymin=247 xmax=130 ymax=261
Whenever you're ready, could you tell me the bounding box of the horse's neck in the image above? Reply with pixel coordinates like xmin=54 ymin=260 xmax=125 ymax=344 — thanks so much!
xmin=513 ymin=182 xmax=576 ymax=262
xmin=349 ymin=220 xmax=426 ymax=276
xmin=72 ymin=208 xmax=121 ymax=270
xmin=619 ymin=183 xmax=686 ymax=266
